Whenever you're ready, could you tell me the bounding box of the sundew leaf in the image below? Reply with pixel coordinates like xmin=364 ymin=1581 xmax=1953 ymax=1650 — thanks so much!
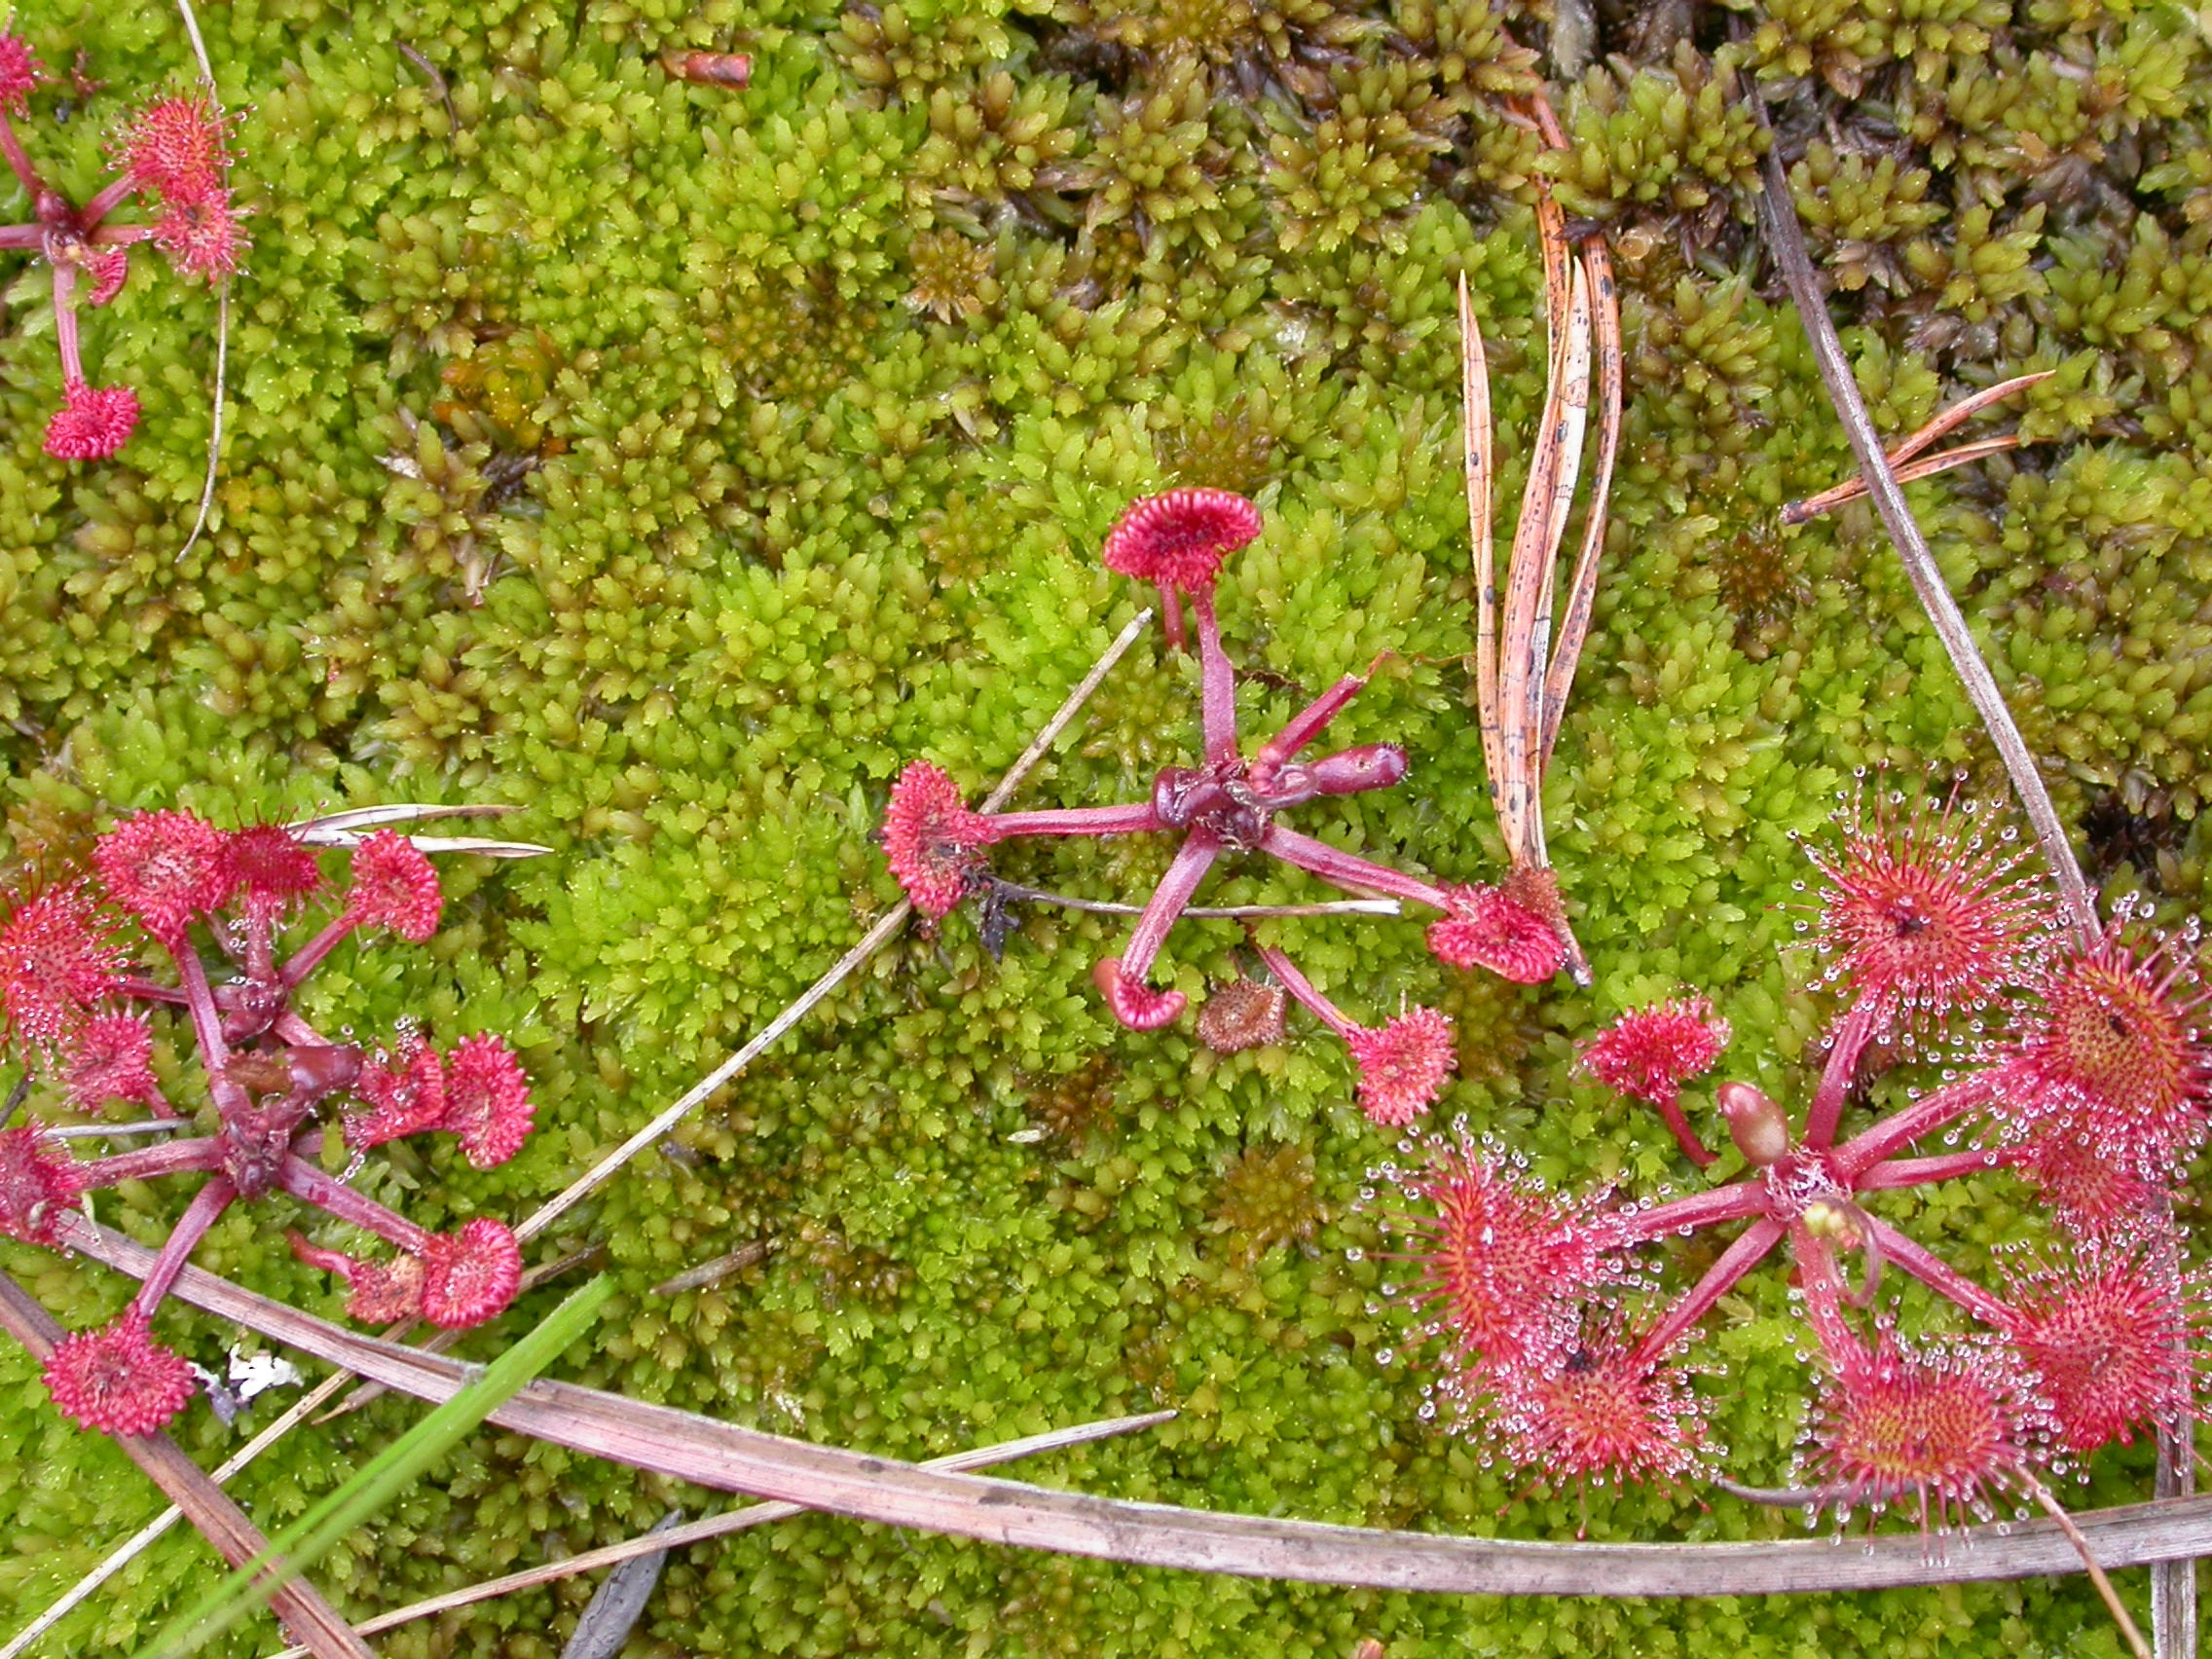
xmin=135 ymin=1274 xmax=612 ymax=1659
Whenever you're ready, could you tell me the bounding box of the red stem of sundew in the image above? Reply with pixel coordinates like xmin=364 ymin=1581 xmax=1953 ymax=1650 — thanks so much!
xmin=116 ymin=977 xmax=189 ymax=1006
xmin=88 ymin=221 xmax=155 ymax=246
xmin=1650 ymin=1091 xmax=1716 ymax=1169
xmin=50 ymin=256 xmax=84 ymax=383
xmin=1192 ymin=590 xmax=1238 ymax=768
xmin=0 ymin=112 xmax=35 ymax=193
xmin=1612 ymin=1179 xmax=1768 ymax=1245
xmin=1159 ymin=584 xmax=1185 ymax=653
xmin=1252 ymin=944 xmax=1356 ymax=1041
xmin=0 ymin=223 xmax=38 ymax=247
xmin=1119 ymin=830 xmax=1222 ymax=981
xmin=1803 ymin=998 xmax=1885 ymax=1151
xmin=1253 ymin=674 xmax=1368 ymax=777
xmin=978 ymin=801 xmax=1161 ymax=840
xmin=1856 ymin=1145 xmax=2024 ymax=1192
xmin=167 ymin=941 xmax=232 ymax=1077
xmin=1862 ymin=1215 xmax=2015 ymax=1328
xmin=1259 ymin=824 xmax=1455 ymax=911
xmin=277 ymin=1157 xmax=428 ymax=1253
xmin=129 ymin=1176 xmax=236 ymax=1317
xmin=1790 ymin=1233 xmax=1861 ymax=1361
xmin=1633 ymin=1215 xmax=1788 ymax=1369
xmin=279 ymin=914 xmax=357 ymax=991
xmin=1835 ymin=1072 xmax=1996 ymax=1180
xmin=80 ymin=173 xmax=135 ymax=224
xmin=273 ymin=1011 xmax=334 ymax=1050
xmin=74 ymin=1138 xmax=227 ymax=1189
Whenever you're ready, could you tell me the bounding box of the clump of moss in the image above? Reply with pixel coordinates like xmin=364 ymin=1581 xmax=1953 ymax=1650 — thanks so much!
xmin=1540 ymin=44 xmax=1765 ymax=229
xmin=1207 ymin=1141 xmax=1322 ymax=1264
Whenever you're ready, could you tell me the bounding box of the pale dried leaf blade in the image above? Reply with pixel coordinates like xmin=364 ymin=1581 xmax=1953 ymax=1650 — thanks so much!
xmin=1539 ymin=235 xmax=1622 ymax=773
xmin=1782 ymin=435 xmax=2025 ymax=526
xmin=287 ymin=802 xmax=519 ymax=834
xmin=1460 ymin=272 xmax=1504 ymax=799
xmin=1885 ymin=368 xmax=2054 ymax=468
xmin=64 ymin=1215 xmax=2212 ymax=1599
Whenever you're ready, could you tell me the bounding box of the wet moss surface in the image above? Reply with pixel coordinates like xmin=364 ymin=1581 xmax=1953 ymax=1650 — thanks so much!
xmin=1 ymin=0 xmax=2208 ymax=1652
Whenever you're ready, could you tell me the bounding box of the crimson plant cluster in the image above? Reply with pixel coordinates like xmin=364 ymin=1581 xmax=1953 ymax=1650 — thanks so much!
xmin=1379 ymin=789 xmax=2210 ymax=1525
xmin=881 ymin=489 xmax=1571 ymax=1126
xmin=0 ymin=31 xmax=244 ymax=461
xmin=0 ymin=812 xmax=534 ymax=1435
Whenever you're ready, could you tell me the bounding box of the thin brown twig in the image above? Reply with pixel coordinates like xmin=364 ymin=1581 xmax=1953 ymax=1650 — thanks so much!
xmin=1752 ymin=117 xmax=2098 ymax=945
xmin=265 ymin=1410 xmax=1178 ymax=1658
xmin=2023 ymin=1472 xmax=2153 ymax=1659
xmin=650 ymin=1239 xmax=774 ymax=1297
xmin=171 ymin=0 xmax=228 ymax=564
xmin=1782 ymin=435 xmax=2026 ymax=526
xmin=1780 ymin=367 xmax=2049 ymax=525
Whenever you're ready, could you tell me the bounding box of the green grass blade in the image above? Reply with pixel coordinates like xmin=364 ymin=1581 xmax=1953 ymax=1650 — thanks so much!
xmin=137 ymin=1274 xmax=612 ymax=1658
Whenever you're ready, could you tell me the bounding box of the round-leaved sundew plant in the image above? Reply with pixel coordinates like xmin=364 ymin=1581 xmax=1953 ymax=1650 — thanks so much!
xmin=0 ymin=33 xmax=245 ymax=461
xmin=0 ymin=810 xmax=533 ymax=1436
xmin=880 ymin=489 xmax=1572 ymax=1129
xmin=1374 ymin=778 xmax=2211 ymax=1529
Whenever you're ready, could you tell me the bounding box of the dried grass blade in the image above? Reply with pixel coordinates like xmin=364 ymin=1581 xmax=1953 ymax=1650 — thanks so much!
xmin=1495 ymin=251 xmax=1588 ymax=867
xmin=1459 ymin=275 xmax=1504 ymax=797
xmin=2024 ymin=1473 xmax=2152 ymax=1659
xmin=1885 ymin=369 xmax=2052 ymax=468
xmin=64 ymin=1215 xmax=2212 ymax=1599
xmin=287 ymin=802 xmax=518 ymax=835
xmin=559 ymin=1510 xmax=684 ymax=1659
xmin=1781 ymin=435 xmax=2025 ymax=527
xmin=268 ymin=1411 xmax=1177 ymax=1657
xmin=0 ymin=1273 xmax=371 ymax=1659
xmin=1539 ymin=235 xmax=1621 ymax=770
xmin=169 ymin=0 xmax=227 ymax=565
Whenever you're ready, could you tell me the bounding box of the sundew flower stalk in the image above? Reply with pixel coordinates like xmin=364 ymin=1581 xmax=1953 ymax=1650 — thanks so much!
xmin=880 ymin=489 xmax=1575 ymax=1129
xmin=1375 ymin=779 xmax=2211 ymax=1523
xmin=0 ymin=811 xmax=533 ymax=1436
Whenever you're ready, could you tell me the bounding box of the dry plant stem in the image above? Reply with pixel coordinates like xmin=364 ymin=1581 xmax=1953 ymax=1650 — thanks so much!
xmin=1780 ymin=367 xmax=2050 ymax=524
xmin=2023 ymin=1472 xmax=2154 ymax=1659
xmin=1540 ymin=233 xmax=1622 ymax=769
xmin=518 ymin=607 xmax=1151 ymax=1246
xmin=1782 ymin=435 xmax=2025 ymax=526
xmin=0 ymin=1274 xmax=371 ymax=1659
xmin=264 ymin=1410 xmax=1178 ymax=1658
xmin=67 ymin=1215 xmax=2212 ymax=1600
xmin=1754 ymin=140 xmax=2097 ymax=944
xmin=171 ymin=0 xmax=229 ymax=564
xmin=1459 ymin=272 xmax=1503 ymax=797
